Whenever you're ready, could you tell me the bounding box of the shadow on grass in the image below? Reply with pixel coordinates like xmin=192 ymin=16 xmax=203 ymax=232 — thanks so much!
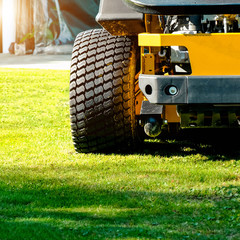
xmin=120 ymin=128 xmax=240 ymax=160
xmin=139 ymin=141 xmax=240 ymax=159
xmin=0 ymin=182 xmax=239 ymax=239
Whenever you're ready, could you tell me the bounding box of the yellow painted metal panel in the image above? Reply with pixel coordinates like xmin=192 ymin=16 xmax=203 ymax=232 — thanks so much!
xmin=143 ymin=53 xmax=155 ymax=74
xmin=139 ymin=33 xmax=162 ymax=46
xmin=139 ymin=33 xmax=240 ymax=75
xmin=165 ymin=105 xmax=180 ymax=123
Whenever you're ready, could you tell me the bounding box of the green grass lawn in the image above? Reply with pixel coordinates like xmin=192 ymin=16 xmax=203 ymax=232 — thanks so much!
xmin=0 ymin=68 xmax=239 ymax=240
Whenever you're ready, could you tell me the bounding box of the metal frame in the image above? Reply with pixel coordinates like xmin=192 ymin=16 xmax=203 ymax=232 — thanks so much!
xmin=139 ymin=33 xmax=240 ymax=76
xmin=138 ymin=32 xmax=240 ymax=123
xmin=139 ymin=74 xmax=240 ymax=104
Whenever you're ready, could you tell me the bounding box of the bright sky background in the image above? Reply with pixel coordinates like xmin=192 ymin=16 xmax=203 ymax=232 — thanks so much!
xmin=2 ymin=0 xmax=16 ymax=53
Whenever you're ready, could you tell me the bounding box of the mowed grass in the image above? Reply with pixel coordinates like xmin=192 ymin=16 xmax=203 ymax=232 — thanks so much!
xmin=0 ymin=68 xmax=239 ymax=240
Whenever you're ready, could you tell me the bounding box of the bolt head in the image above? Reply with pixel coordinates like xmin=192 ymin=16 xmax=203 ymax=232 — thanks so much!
xmin=169 ymin=86 xmax=178 ymax=95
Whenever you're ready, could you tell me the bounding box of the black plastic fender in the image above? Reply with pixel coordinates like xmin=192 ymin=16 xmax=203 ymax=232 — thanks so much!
xmin=123 ymin=0 xmax=240 ymax=15
xmin=96 ymin=0 xmax=144 ymax=35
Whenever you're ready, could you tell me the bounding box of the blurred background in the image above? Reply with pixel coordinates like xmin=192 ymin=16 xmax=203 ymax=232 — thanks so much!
xmin=0 ymin=0 xmax=100 ymax=55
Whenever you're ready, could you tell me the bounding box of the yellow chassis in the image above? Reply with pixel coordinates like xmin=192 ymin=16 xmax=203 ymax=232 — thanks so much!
xmin=137 ymin=33 xmax=240 ymax=123
xmin=139 ymin=33 xmax=240 ymax=75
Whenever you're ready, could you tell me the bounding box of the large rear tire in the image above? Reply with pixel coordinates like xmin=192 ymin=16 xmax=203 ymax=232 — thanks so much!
xmin=70 ymin=29 xmax=138 ymax=153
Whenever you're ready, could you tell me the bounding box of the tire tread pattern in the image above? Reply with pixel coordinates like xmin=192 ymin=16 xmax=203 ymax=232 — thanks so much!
xmin=70 ymin=29 xmax=135 ymax=153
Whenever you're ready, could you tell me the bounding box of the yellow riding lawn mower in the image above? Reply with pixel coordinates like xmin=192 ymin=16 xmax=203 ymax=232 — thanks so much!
xmin=70 ymin=0 xmax=240 ymax=153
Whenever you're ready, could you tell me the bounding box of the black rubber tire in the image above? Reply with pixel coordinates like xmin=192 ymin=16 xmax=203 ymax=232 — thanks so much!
xmin=70 ymin=29 xmax=138 ymax=153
